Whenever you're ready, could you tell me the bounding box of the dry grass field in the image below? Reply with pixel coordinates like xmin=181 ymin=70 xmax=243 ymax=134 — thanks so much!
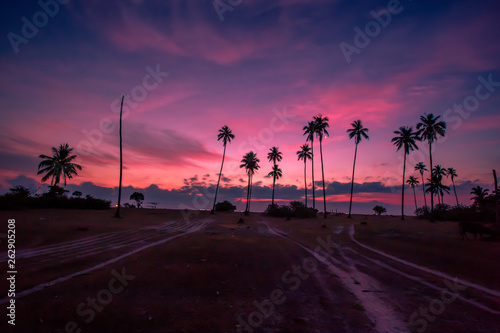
xmin=0 ymin=209 xmax=499 ymax=332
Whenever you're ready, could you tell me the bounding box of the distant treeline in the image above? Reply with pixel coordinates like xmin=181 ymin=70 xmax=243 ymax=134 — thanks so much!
xmin=0 ymin=185 xmax=111 ymax=210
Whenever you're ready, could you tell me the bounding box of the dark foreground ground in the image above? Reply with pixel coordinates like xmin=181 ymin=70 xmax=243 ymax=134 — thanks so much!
xmin=0 ymin=209 xmax=499 ymax=332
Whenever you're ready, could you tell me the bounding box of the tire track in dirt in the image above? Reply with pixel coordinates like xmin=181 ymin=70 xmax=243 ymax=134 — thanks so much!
xmin=0 ymin=219 xmax=212 ymax=305
xmin=261 ymin=221 xmax=410 ymax=333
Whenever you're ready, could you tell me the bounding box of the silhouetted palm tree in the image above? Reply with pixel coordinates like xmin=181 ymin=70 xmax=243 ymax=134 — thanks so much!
xmin=314 ymin=114 xmax=329 ymax=218
xmin=415 ymin=162 xmax=428 ymax=208
xmin=297 ymin=144 xmax=312 ymax=207
xmin=470 ymin=186 xmax=489 ymax=208
xmin=303 ymin=121 xmax=317 ymax=209
xmin=268 ymin=165 xmax=282 ymax=205
xmin=267 ymin=147 xmax=283 ymax=206
xmin=432 ymin=165 xmax=447 ymax=204
xmin=407 ymin=176 xmax=419 ymax=211
xmin=347 ymin=120 xmax=369 ymax=218
xmin=240 ymin=151 xmax=260 ymax=215
xmin=38 ymin=143 xmax=82 ymax=186
xmin=446 ymin=167 xmax=459 ymax=205
xmin=211 ymin=125 xmax=235 ymax=214
xmin=392 ymin=126 xmax=421 ymax=220
xmin=114 ymin=96 xmax=124 ymax=218
xmin=417 ymin=113 xmax=446 ymax=214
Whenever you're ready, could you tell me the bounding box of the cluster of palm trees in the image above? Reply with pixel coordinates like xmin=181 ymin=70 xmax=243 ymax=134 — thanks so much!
xmin=37 ymin=110 xmax=493 ymax=220
xmin=392 ymin=113 xmax=454 ymax=219
xmin=407 ymin=164 xmax=460 ymax=211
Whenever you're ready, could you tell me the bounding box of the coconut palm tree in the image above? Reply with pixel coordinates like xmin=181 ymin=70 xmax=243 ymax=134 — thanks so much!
xmin=114 ymin=96 xmax=124 ymax=218
xmin=347 ymin=120 xmax=369 ymax=218
xmin=391 ymin=126 xmax=421 ymax=220
xmin=268 ymin=164 xmax=283 ymax=205
xmin=267 ymin=147 xmax=283 ymax=206
xmin=415 ymin=162 xmax=428 ymax=208
xmin=303 ymin=121 xmax=317 ymax=209
xmin=470 ymin=186 xmax=489 ymax=208
xmin=416 ymin=113 xmax=446 ymax=214
xmin=211 ymin=125 xmax=235 ymax=214
xmin=297 ymin=144 xmax=312 ymax=207
xmin=37 ymin=143 xmax=82 ymax=186
xmin=314 ymin=114 xmax=329 ymax=218
xmin=240 ymin=151 xmax=260 ymax=215
xmin=407 ymin=176 xmax=420 ymax=211
xmin=446 ymin=167 xmax=459 ymax=205
xmin=432 ymin=165 xmax=447 ymax=204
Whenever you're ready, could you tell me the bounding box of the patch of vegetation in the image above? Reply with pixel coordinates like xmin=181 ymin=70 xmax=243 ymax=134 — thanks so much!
xmin=373 ymin=205 xmax=387 ymax=215
xmin=265 ymin=201 xmax=318 ymax=218
xmin=215 ymin=200 xmax=237 ymax=212
xmin=416 ymin=200 xmax=496 ymax=222
xmin=0 ymin=185 xmax=111 ymax=210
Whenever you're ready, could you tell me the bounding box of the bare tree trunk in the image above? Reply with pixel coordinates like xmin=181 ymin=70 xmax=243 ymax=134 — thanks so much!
xmin=452 ymin=179 xmax=459 ymax=206
xmin=413 ymin=186 xmax=418 ymax=211
xmin=114 ymin=96 xmax=124 ymax=218
xmin=429 ymin=142 xmax=434 ymax=217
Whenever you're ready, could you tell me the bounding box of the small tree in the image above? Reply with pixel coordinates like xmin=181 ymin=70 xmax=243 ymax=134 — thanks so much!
xmin=130 ymin=192 xmax=144 ymax=208
xmin=373 ymin=205 xmax=387 ymax=216
xmin=72 ymin=191 xmax=82 ymax=198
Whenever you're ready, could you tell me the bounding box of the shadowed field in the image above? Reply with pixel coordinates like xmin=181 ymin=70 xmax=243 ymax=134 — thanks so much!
xmin=0 ymin=209 xmax=499 ymax=332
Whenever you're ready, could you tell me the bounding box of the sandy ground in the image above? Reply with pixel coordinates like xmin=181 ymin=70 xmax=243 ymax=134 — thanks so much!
xmin=0 ymin=209 xmax=499 ymax=332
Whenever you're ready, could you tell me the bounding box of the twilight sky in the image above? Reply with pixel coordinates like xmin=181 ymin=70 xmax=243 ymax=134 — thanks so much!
xmin=1 ymin=0 xmax=499 ymax=214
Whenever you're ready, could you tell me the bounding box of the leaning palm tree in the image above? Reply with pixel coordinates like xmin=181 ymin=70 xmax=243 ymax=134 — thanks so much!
xmin=347 ymin=120 xmax=369 ymax=218
xmin=416 ymin=113 xmax=446 ymax=214
xmin=446 ymin=167 xmax=459 ymax=206
xmin=211 ymin=125 xmax=235 ymax=214
xmin=240 ymin=151 xmax=260 ymax=215
xmin=267 ymin=147 xmax=283 ymax=206
xmin=303 ymin=121 xmax=317 ymax=209
xmin=407 ymin=176 xmax=420 ymax=211
xmin=391 ymin=126 xmax=421 ymax=220
xmin=432 ymin=165 xmax=447 ymax=204
xmin=314 ymin=114 xmax=329 ymax=218
xmin=415 ymin=162 xmax=428 ymax=208
xmin=38 ymin=143 xmax=82 ymax=186
xmin=297 ymin=144 xmax=312 ymax=207
xmin=268 ymin=165 xmax=283 ymax=205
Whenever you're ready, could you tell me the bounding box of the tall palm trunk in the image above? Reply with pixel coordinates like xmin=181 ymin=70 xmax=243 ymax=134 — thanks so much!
xmin=303 ymin=160 xmax=308 ymax=207
xmin=401 ymin=153 xmax=406 ymax=220
xmin=212 ymin=143 xmax=226 ymax=213
xmin=452 ymin=179 xmax=459 ymax=206
xmin=413 ymin=186 xmax=418 ymax=211
xmin=271 ymin=173 xmax=276 ymax=206
xmin=429 ymin=142 xmax=434 ymax=214
xmin=348 ymin=142 xmax=358 ymax=218
xmin=420 ymin=172 xmax=427 ymax=208
xmin=248 ymin=174 xmax=253 ymax=212
xmin=114 ymin=96 xmax=124 ymax=218
xmin=311 ymin=138 xmax=315 ymax=210
xmin=245 ymin=173 xmax=251 ymax=213
xmin=319 ymin=138 xmax=327 ymax=218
